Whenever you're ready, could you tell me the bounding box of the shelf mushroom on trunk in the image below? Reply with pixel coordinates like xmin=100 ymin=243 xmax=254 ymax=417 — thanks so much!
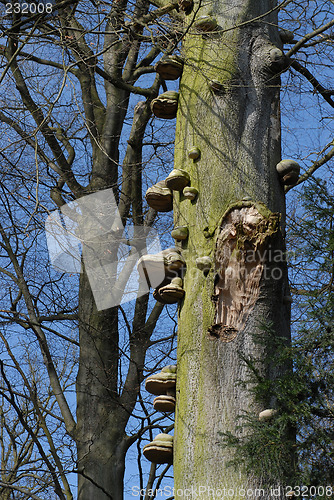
xmin=259 ymin=409 xmax=278 ymax=421
xmin=171 ymin=226 xmax=189 ymax=242
xmin=165 ymin=168 xmax=190 ymax=191
xmin=187 ymin=147 xmax=201 ymax=160
xmin=279 ymin=29 xmax=294 ymax=43
xmin=183 ymin=186 xmax=198 ymax=200
xmin=193 ymin=15 xmax=218 ymax=32
xmin=145 ymin=180 xmax=173 ymax=212
xmin=155 ymin=55 xmax=184 ymax=80
xmin=143 ymin=433 xmax=174 ymax=464
xmin=151 ymin=91 xmax=179 ymax=119
xmin=153 ymin=277 xmax=185 ymax=304
xmin=145 ymin=365 xmax=177 ymax=394
xmin=153 ymin=394 xmax=176 ymax=412
xmin=276 ymin=159 xmax=300 ymax=185
xmin=145 ymin=365 xmax=177 ymax=413
xmin=137 ymin=248 xmax=185 ymax=289
xmin=162 ymin=248 xmax=186 ymax=272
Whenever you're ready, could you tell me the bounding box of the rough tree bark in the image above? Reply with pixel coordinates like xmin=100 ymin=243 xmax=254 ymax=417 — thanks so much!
xmin=173 ymin=1 xmax=291 ymax=496
xmin=0 ymin=0 xmax=172 ymax=491
xmin=75 ymin=99 xmax=158 ymax=499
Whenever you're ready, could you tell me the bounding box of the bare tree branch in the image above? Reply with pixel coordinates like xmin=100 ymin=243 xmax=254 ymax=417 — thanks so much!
xmin=0 ymin=481 xmax=45 ymax=500
xmin=0 ymin=223 xmax=77 ymax=437
xmin=289 ymin=59 xmax=334 ymax=108
xmin=286 ymin=18 xmax=334 ymax=58
xmin=4 ymin=41 xmax=83 ymax=196
xmin=0 ymin=361 xmax=66 ymax=500
xmin=286 ymin=142 xmax=334 ymax=192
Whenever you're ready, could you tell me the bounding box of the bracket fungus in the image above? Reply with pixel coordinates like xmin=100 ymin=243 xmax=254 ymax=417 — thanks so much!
xmin=153 ymin=394 xmax=176 ymax=413
xmin=153 ymin=277 xmax=185 ymax=304
xmin=262 ymin=44 xmax=288 ymax=73
xmin=279 ymin=29 xmax=294 ymax=43
xmin=283 ymin=295 xmax=293 ymax=305
xmin=276 ymin=159 xmax=300 ymax=185
xmin=137 ymin=248 xmax=185 ymax=289
xmin=151 ymin=91 xmax=179 ymax=119
xmin=162 ymin=247 xmax=186 ymax=271
xmin=145 ymin=365 xmax=177 ymax=395
xmin=259 ymin=409 xmax=278 ymax=422
xmin=171 ymin=226 xmax=189 ymax=241
xmin=187 ymin=147 xmax=201 ymax=160
xmin=183 ymin=186 xmax=198 ymax=200
xmin=165 ymin=168 xmax=190 ymax=191
xmin=155 ymin=55 xmax=183 ymax=80
xmin=145 ymin=180 xmax=173 ymax=212
xmin=143 ymin=433 xmax=173 ymax=464
xmin=178 ymin=0 xmax=193 ymax=11
xmin=195 ymin=256 xmax=212 ymax=272
xmin=193 ymin=15 xmax=218 ymax=32
xmin=146 ymin=366 xmax=177 ymax=413
xmin=269 ymin=47 xmax=284 ymax=63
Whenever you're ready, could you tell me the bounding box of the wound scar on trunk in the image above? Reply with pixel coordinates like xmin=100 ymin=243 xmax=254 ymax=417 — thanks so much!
xmin=208 ymin=204 xmax=279 ymax=342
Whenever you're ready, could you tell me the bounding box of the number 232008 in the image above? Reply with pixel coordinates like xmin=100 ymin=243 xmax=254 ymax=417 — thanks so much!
xmin=6 ymin=3 xmax=53 ymax=14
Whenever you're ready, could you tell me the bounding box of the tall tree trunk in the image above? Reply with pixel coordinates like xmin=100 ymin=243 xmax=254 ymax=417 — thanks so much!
xmin=174 ymin=1 xmax=291 ymax=496
xmin=76 ymin=270 xmax=125 ymax=500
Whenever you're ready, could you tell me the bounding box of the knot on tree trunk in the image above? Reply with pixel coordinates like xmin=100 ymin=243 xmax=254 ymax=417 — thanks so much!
xmin=252 ymin=37 xmax=290 ymax=79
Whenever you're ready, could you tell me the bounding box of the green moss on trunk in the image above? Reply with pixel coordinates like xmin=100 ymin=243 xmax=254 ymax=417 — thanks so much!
xmin=174 ymin=1 xmax=291 ymax=497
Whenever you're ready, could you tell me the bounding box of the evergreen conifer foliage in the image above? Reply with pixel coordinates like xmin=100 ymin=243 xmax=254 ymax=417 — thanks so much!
xmin=219 ymin=176 xmax=334 ymax=489
xmin=288 ymin=177 xmax=334 ymax=486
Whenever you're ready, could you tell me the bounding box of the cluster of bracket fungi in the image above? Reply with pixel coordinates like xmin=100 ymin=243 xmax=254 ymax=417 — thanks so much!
xmin=137 ymin=248 xmax=186 ymax=303
xmin=142 ymin=366 xmax=177 ymax=464
xmin=151 ymin=55 xmax=183 ymax=119
xmin=140 ymin=24 xmax=300 ymax=463
xmin=193 ymin=15 xmax=218 ymax=32
xmin=140 ymin=141 xmax=214 ymax=302
xmin=143 ymin=49 xmax=301 ymax=306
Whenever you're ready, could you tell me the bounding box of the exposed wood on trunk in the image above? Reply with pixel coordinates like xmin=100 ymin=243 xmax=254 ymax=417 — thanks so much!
xmin=209 ymin=204 xmax=280 ymax=342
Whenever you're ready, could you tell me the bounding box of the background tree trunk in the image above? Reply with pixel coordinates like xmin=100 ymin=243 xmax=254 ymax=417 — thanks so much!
xmin=174 ymin=1 xmax=291 ymax=496
xmin=76 ymin=269 xmax=124 ymax=499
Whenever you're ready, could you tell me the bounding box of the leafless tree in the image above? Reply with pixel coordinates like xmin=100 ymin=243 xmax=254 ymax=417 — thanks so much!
xmin=0 ymin=0 xmax=333 ymax=498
